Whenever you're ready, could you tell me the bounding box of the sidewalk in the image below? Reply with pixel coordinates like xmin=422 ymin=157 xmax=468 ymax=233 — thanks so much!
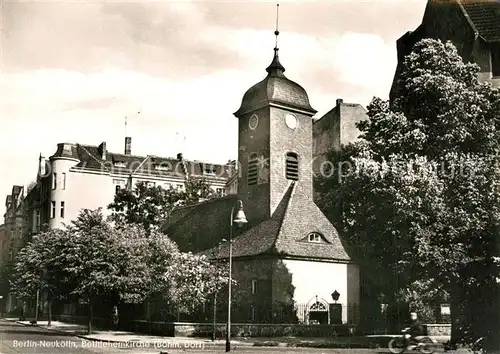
xmin=9 ymin=318 xmax=449 ymax=349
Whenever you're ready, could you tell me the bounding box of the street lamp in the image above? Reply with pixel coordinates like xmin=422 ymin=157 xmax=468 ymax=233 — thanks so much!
xmin=226 ymin=200 xmax=247 ymax=352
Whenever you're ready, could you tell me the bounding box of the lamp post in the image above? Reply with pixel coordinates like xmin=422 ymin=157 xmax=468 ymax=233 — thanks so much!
xmin=226 ymin=200 xmax=247 ymax=352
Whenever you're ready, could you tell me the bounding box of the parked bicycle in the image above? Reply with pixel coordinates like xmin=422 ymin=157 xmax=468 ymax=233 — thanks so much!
xmin=388 ymin=328 xmax=438 ymax=354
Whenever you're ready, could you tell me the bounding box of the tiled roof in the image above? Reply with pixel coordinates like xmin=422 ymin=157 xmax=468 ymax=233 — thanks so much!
xmin=460 ymin=0 xmax=500 ymax=42
xmin=200 ymin=182 xmax=351 ymax=262
xmin=49 ymin=143 xmax=235 ymax=180
xmin=163 ymin=195 xmax=240 ymax=252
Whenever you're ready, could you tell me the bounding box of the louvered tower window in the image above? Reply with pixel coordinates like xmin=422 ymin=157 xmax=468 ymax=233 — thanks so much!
xmin=285 ymin=152 xmax=299 ymax=180
xmin=248 ymin=153 xmax=258 ymax=186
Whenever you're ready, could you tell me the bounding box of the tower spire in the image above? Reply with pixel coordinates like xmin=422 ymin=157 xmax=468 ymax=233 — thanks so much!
xmin=275 ymin=3 xmax=280 ymax=49
xmin=266 ymin=3 xmax=285 ymax=76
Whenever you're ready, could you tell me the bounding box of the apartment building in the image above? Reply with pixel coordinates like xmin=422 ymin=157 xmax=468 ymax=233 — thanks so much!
xmin=25 ymin=137 xmax=237 ymax=232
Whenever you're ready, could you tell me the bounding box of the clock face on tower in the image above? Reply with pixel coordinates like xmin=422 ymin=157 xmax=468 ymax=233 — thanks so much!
xmin=249 ymin=114 xmax=259 ymax=130
xmin=285 ymin=114 xmax=298 ymax=130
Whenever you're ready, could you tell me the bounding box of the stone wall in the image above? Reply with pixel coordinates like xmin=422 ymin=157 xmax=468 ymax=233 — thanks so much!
xmin=425 ymin=324 xmax=451 ymax=336
xmin=174 ymin=322 xmax=357 ymax=338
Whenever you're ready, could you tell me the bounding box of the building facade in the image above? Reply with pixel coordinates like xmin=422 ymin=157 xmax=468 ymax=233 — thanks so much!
xmin=312 ymin=98 xmax=366 ymax=177
xmin=1 ymin=185 xmax=29 ymax=312
xmin=390 ymin=0 xmax=500 ymax=101
xmin=23 ymin=139 xmax=236 ymax=232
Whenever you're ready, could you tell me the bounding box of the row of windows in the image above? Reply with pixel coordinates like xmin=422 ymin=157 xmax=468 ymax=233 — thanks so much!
xmin=247 ymin=152 xmax=299 ymax=186
xmin=112 ymin=161 xmax=221 ymax=175
xmin=50 ymin=200 xmax=65 ymax=219
xmin=112 ymin=179 xmax=225 ymax=195
xmin=52 ymin=172 xmax=67 ymax=190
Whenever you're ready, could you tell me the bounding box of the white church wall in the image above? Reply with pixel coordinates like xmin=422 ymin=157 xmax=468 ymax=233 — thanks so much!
xmin=281 ymin=259 xmax=359 ymax=324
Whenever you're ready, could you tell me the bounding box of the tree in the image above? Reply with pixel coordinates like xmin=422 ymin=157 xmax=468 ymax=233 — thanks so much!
xmin=142 ymin=229 xmax=228 ymax=318
xmin=64 ymin=208 xmax=150 ymax=334
xmin=108 ymin=178 xmax=218 ymax=232
xmin=10 ymin=229 xmax=72 ymax=326
xmin=65 ymin=209 xmax=225 ymax=332
xmin=316 ymin=39 xmax=500 ymax=350
xmin=162 ymin=252 xmax=228 ymax=314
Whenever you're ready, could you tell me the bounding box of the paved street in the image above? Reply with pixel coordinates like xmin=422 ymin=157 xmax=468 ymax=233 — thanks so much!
xmin=0 ymin=320 xmax=147 ymax=354
xmin=0 ymin=319 xmax=389 ymax=354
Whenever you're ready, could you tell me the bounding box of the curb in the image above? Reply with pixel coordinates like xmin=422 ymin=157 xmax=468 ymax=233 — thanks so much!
xmin=12 ymin=321 xmax=256 ymax=348
xmin=8 ymin=320 xmax=390 ymax=349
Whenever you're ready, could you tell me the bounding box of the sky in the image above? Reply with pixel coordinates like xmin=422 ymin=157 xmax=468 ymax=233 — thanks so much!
xmin=0 ymin=0 xmax=427 ymax=218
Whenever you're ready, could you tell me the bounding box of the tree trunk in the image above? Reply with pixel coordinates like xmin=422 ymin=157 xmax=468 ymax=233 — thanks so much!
xmin=47 ymin=293 xmax=52 ymax=327
xmin=449 ymin=284 xmax=463 ymax=347
xmin=87 ymin=295 xmax=93 ymax=335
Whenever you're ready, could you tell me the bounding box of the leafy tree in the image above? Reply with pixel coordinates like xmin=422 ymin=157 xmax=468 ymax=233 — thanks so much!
xmin=316 ymin=39 xmax=500 ymax=350
xmin=9 ymin=206 xmax=229 ymax=333
xmin=10 ymin=228 xmax=72 ymax=326
xmin=162 ymin=252 xmax=228 ymax=314
xmin=142 ymin=229 xmax=228 ymax=318
xmin=64 ymin=208 xmax=150 ymax=334
xmin=108 ymin=178 xmax=218 ymax=232
xmin=180 ymin=177 xmax=220 ymax=206
xmin=65 ymin=208 xmax=226 ymax=332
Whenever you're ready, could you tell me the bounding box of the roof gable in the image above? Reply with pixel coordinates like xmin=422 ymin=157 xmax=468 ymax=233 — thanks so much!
xmin=274 ymin=182 xmax=350 ymax=261
xmin=202 ymin=182 xmax=350 ymax=262
xmin=459 ymin=0 xmax=500 ymax=42
xmin=200 ymin=183 xmax=293 ymax=259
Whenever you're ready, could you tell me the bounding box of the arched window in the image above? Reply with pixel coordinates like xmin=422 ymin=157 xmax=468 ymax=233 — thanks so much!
xmin=285 ymin=152 xmax=299 ymax=180
xmin=309 ymin=301 xmax=328 ymax=311
xmin=248 ymin=153 xmax=258 ymax=186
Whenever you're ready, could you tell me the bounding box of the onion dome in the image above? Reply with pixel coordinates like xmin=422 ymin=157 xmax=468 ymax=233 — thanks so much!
xmin=234 ymin=47 xmax=317 ymax=116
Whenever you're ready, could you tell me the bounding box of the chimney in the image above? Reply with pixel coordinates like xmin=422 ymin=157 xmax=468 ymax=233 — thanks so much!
xmin=38 ymin=154 xmax=47 ymax=177
xmin=97 ymin=142 xmax=107 ymax=160
xmin=177 ymin=153 xmax=183 ymax=161
xmin=336 ymin=98 xmax=343 ymax=106
xmin=124 ymin=137 xmax=132 ymax=155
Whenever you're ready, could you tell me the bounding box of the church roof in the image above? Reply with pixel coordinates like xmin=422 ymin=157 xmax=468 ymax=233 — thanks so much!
xmin=459 ymin=0 xmax=500 ymax=42
xmin=234 ymin=48 xmax=317 ymax=116
xmin=199 ymin=182 xmax=350 ymax=262
xmin=163 ymin=195 xmax=240 ymax=252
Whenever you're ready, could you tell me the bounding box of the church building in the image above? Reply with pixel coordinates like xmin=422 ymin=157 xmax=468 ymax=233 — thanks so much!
xmin=165 ymin=31 xmax=361 ymax=325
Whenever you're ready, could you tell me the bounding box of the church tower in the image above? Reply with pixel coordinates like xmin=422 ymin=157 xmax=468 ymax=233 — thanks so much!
xmin=234 ymin=20 xmax=317 ymax=226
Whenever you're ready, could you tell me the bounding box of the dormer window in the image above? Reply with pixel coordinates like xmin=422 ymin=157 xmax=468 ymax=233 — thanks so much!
xmin=204 ymin=165 xmax=216 ymax=175
xmin=491 ymin=43 xmax=500 ymax=78
xmin=154 ymin=164 xmax=171 ymax=171
xmin=114 ymin=161 xmax=126 ymax=168
xmin=307 ymin=232 xmax=325 ymax=243
xmin=248 ymin=153 xmax=258 ymax=186
xmin=285 ymin=152 xmax=299 ymax=181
